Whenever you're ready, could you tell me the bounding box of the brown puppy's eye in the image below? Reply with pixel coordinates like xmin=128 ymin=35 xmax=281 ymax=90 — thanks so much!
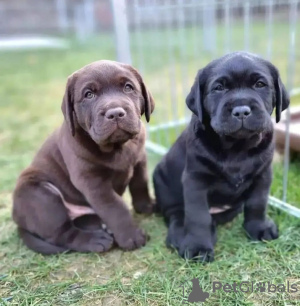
xmin=124 ymin=83 xmax=134 ymax=93
xmin=214 ymin=84 xmax=224 ymax=91
xmin=85 ymin=91 xmax=95 ymax=99
xmin=255 ymin=81 xmax=266 ymax=88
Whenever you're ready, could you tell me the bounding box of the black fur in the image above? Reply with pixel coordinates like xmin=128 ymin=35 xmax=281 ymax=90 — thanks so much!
xmin=153 ymin=52 xmax=289 ymax=262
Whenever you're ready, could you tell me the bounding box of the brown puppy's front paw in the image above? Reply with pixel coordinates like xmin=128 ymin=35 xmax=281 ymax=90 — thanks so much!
xmin=115 ymin=227 xmax=148 ymax=251
xmin=133 ymin=198 xmax=156 ymax=215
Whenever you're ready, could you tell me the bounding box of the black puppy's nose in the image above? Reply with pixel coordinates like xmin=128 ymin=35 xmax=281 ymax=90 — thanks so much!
xmin=105 ymin=107 xmax=126 ymax=120
xmin=232 ymin=106 xmax=251 ymax=120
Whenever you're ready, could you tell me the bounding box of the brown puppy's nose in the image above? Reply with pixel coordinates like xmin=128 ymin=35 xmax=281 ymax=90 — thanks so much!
xmin=105 ymin=107 xmax=126 ymax=120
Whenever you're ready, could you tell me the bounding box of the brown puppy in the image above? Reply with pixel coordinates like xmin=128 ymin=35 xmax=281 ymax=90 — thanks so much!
xmin=12 ymin=60 xmax=155 ymax=254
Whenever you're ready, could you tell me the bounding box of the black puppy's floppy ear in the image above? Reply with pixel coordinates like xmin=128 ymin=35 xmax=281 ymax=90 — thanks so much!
xmin=274 ymin=76 xmax=290 ymax=123
xmin=268 ymin=63 xmax=290 ymax=123
xmin=186 ymin=69 xmax=203 ymax=122
xmin=61 ymin=73 xmax=77 ymax=136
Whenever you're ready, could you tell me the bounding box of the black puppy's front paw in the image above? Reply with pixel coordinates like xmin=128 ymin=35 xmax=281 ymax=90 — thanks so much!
xmin=244 ymin=219 xmax=278 ymax=241
xmin=178 ymin=234 xmax=214 ymax=262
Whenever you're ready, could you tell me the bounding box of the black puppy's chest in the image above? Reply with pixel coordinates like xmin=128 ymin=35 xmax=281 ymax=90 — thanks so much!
xmin=222 ymin=159 xmax=251 ymax=188
xmin=207 ymin=153 xmax=260 ymax=205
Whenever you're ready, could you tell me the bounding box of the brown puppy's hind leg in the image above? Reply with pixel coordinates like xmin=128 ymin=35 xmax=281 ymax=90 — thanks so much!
xmin=13 ymin=179 xmax=114 ymax=254
xmin=18 ymin=227 xmax=69 ymax=255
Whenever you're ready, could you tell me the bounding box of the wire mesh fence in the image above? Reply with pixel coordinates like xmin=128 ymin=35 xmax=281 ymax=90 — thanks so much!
xmin=0 ymin=0 xmax=300 ymax=215
xmin=123 ymin=0 xmax=300 ymax=215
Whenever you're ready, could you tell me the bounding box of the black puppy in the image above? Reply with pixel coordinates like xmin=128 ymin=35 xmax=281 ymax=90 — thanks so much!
xmin=153 ymin=52 xmax=289 ymax=262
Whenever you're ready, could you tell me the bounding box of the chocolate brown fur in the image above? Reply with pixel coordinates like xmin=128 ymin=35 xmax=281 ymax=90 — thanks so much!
xmin=12 ymin=60 xmax=155 ymax=254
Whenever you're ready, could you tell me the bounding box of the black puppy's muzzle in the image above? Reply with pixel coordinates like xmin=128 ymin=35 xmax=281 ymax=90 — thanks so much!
xmin=212 ymin=96 xmax=271 ymax=138
xmin=224 ymin=96 xmax=265 ymax=121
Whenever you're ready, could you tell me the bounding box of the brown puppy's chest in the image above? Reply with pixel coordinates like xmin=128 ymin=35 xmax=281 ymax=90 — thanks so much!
xmin=60 ymin=167 xmax=134 ymax=204
xmin=59 ymin=138 xmax=141 ymax=204
xmin=48 ymin=156 xmax=136 ymax=220
xmin=107 ymin=145 xmax=141 ymax=194
xmin=112 ymin=167 xmax=134 ymax=195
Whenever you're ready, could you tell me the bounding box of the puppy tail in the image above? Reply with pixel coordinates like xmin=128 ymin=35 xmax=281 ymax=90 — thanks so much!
xmin=18 ymin=227 xmax=69 ymax=255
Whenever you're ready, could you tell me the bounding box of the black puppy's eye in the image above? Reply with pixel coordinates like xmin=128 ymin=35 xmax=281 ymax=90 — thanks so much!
xmin=124 ymin=83 xmax=134 ymax=93
xmin=214 ymin=84 xmax=224 ymax=91
xmin=255 ymin=81 xmax=266 ymax=88
xmin=85 ymin=91 xmax=95 ymax=99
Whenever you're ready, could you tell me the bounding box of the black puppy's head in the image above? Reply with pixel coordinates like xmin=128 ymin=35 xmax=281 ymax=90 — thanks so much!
xmin=186 ymin=52 xmax=289 ymax=139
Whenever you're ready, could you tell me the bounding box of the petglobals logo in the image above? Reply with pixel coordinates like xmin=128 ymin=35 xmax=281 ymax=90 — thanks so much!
xmin=212 ymin=281 xmax=298 ymax=294
xmin=179 ymin=278 xmax=300 ymax=304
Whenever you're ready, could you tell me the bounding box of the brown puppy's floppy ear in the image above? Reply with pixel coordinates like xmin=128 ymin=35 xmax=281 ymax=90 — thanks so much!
xmin=61 ymin=73 xmax=77 ymax=136
xmin=274 ymin=77 xmax=290 ymax=123
xmin=186 ymin=69 xmax=203 ymax=122
xmin=126 ymin=65 xmax=155 ymax=122
xmin=140 ymin=80 xmax=155 ymax=122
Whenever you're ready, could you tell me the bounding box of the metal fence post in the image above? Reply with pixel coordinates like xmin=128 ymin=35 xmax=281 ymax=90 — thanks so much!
xmin=75 ymin=3 xmax=85 ymax=43
xmin=202 ymin=0 xmax=216 ymax=53
xmin=266 ymin=0 xmax=273 ymax=60
xmin=111 ymin=0 xmax=132 ymax=64
xmin=244 ymin=0 xmax=251 ymax=51
xmin=56 ymin=0 xmax=68 ymax=34
xmin=84 ymin=0 xmax=95 ymax=36
xmin=282 ymin=0 xmax=298 ymax=203
xmin=224 ymin=0 xmax=231 ymax=54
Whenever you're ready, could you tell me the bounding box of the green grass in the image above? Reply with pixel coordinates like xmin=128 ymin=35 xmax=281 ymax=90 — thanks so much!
xmin=1 ymin=22 xmax=300 ymax=305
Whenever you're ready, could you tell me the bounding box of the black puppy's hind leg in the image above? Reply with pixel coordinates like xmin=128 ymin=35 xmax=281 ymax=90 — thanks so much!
xmin=153 ymin=166 xmax=184 ymax=250
xmin=166 ymin=211 xmax=185 ymax=250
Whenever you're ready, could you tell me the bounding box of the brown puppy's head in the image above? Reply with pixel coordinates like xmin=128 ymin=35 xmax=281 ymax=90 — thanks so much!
xmin=61 ymin=60 xmax=154 ymax=146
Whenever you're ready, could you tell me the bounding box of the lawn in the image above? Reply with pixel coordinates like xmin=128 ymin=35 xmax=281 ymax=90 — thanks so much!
xmin=1 ymin=21 xmax=300 ymax=305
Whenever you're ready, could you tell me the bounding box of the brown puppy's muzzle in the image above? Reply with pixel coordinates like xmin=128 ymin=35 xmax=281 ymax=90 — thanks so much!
xmin=90 ymin=99 xmax=141 ymax=145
